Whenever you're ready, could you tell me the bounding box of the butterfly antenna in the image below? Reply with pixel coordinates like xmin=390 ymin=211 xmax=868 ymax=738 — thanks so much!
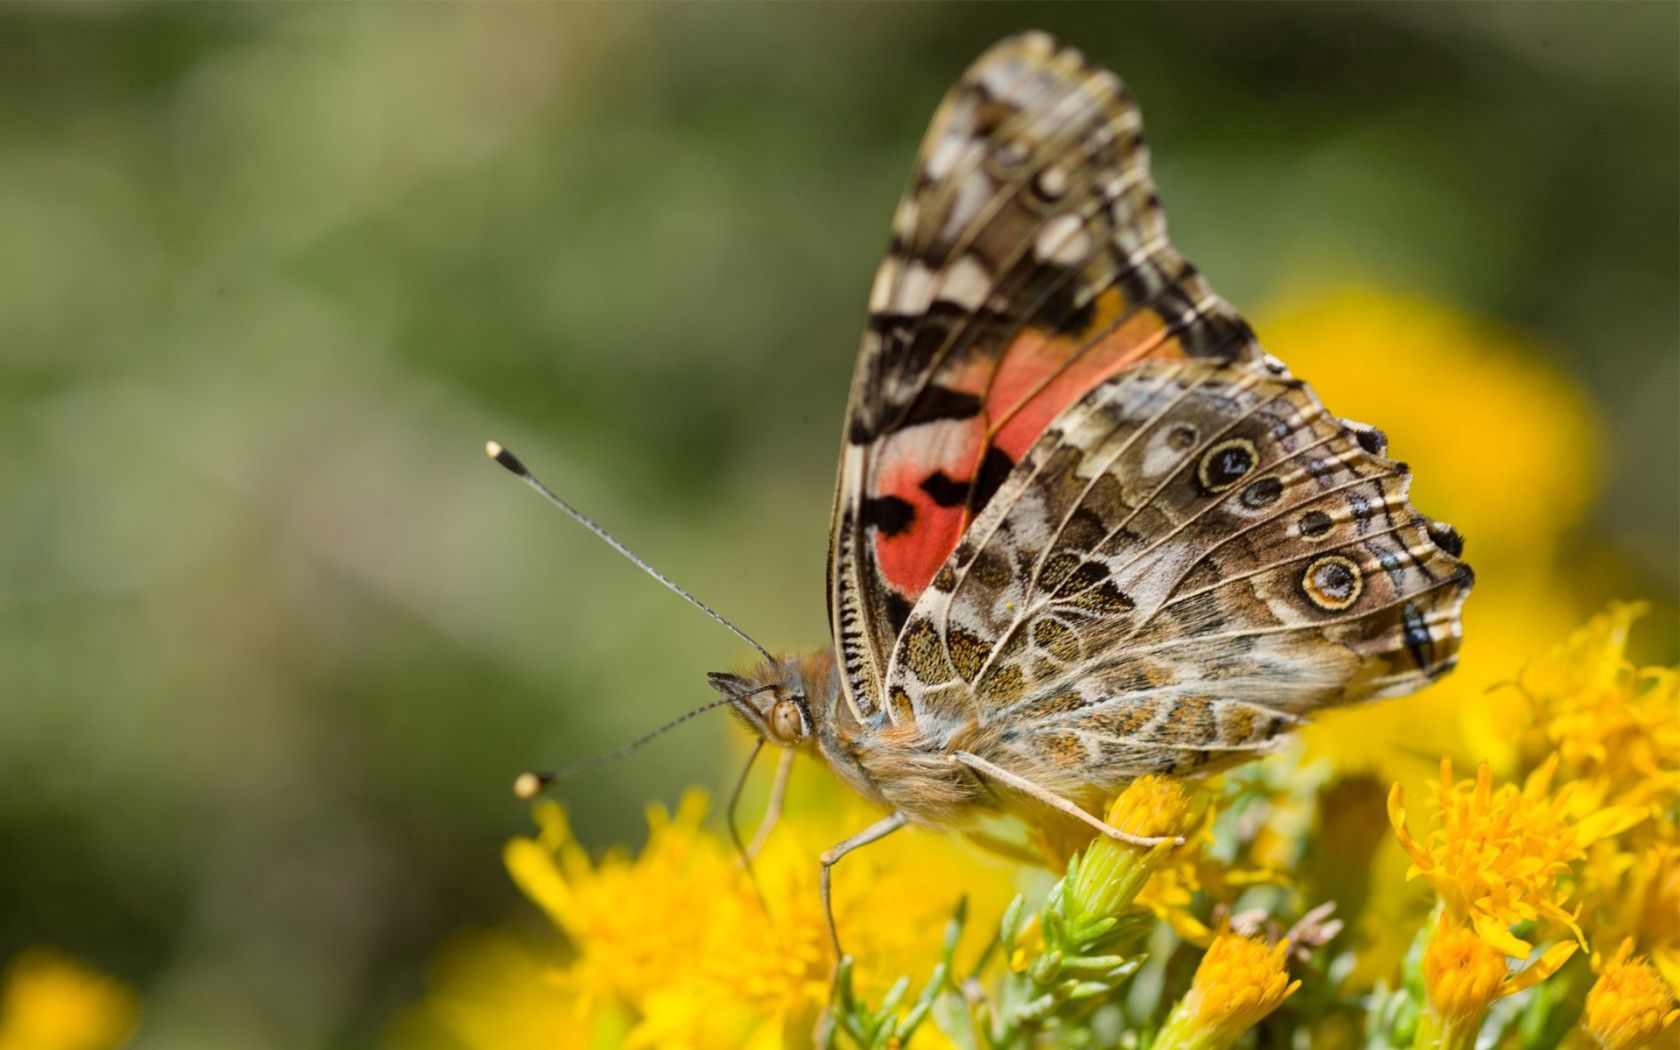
xmin=485 ymin=440 xmax=776 ymax=665
xmin=513 ymin=688 xmax=771 ymax=799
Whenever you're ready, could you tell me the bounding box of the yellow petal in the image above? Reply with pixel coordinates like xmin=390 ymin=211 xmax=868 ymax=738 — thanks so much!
xmin=505 ymin=838 xmax=578 ymax=935
xmin=1573 ymin=805 xmax=1649 ymax=847
xmin=1471 ymin=912 xmax=1533 ymax=959
xmin=1504 ymin=941 xmax=1578 ymax=998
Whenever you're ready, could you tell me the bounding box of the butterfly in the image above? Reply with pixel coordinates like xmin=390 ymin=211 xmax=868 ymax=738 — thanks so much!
xmin=498 ymin=31 xmax=1471 ymax=954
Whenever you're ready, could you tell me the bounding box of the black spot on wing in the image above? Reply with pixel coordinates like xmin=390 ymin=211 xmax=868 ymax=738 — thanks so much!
xmin=896 ymin=385 xmax=984 ymax=431
xmin=1240 ymin=476 xmax=1284 ymax=509
xmin=967 ymin=446 xmax=1016 ymax=518
xmin=1400 ymin=602 xmax=1433 ymax=669
xmin=1299 ymin=510 xmax=1333 ymax=538
xmin=920 ymin=471 xmax=969 ymax=508
xmin=860 ymin=495 xmax=915 ymax=537
xmin=884 ymin=590 xmax=913 ymax=640
xmin=1354 ymin=427 xmax=1388 ymax=456
xmin=1427 ymin=520 xmax=1465 ymax=557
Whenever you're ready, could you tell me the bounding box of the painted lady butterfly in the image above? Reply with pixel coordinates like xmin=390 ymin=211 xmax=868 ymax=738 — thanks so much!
xmin=501 ymin=32 xmax=1472 ymax=952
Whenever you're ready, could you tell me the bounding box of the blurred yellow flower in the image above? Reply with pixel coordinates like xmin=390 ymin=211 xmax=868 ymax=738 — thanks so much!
xmin=1582 ymin=940 xmax=1680 ymax=1050
xmin=1155 ymin=932 xmax=1299 ymax=1050
xmin=1417 ymin=920 xmax=1575 ymax=1050
xmin=0 ymin=949 xmax=137 ymax=1050
xmin=1387 ymin=756 xmax=1645 ymax=957
xmin=391 ymin=932 xmax=601 ymax=1050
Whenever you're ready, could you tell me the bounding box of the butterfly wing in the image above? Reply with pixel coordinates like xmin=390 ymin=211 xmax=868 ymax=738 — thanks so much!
xmin=883 ymin=357 xmax=1472 ymax=806
xmin=830 ymin=32 xmax=1256 ymax=721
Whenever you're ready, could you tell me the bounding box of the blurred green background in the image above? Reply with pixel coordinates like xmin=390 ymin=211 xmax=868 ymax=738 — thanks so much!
xmin=1 ymin=4 xmax=1674 ymax=1047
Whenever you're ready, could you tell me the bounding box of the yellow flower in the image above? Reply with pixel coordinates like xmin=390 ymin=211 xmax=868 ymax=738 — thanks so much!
xmin=0 ymin=949 xmax=138 ymax=1050
xmin=1155 ymin=932 xmax=1300 ymax=1050
xmin=411 ymin=775 xmax=1014 ymax=1050
xmin=1416 ymin=920 xmax=1575 ymax=1050
xmin=1515 ymin=602 xmax=1680 ymax=810
xmin=1582 ymin=940 xmax=1680 ymax=1050
xmin=1578 ymin=817 xmax=1680 ymax=991
xmin=1065 ymin=775 xmax=1201 ymax=927
xmin=1632 ymin=844 xmax=1680 ymax=991
xmin=1387 ymin=755 xmax=1645 ymax=957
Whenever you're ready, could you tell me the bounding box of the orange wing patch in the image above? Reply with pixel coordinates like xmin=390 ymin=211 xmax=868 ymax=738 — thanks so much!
xmin=869 ymin=292 xmax=1189 ymax=600
xmin=987 ymin=289 xmax=1186 ymax=463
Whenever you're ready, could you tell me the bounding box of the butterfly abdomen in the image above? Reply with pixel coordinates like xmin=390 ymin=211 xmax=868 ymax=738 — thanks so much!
xmin=852 ymin=724 xmax=989 ymax=826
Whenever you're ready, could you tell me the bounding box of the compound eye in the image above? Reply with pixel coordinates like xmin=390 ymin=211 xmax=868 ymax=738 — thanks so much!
xmin=768 ymin=699 xmax=805 ymax=744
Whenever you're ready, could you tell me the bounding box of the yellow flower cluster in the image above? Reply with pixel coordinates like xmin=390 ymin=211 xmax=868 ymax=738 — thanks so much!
xmin=1583 ymin=941 xmax=1680 ymax=1050
xmin=1389 ymin=755 xmax=1644 ymax=957
xmin=1515 ymin=602 xmax=1679 ymax=810
xmin=400 ymin=786 xmax=1015 ymax=1049
xmin=1385 ymin=601 xmax=1677 ymax=1050
xmin=1518 ymin=604 xmax=1680 ymax=994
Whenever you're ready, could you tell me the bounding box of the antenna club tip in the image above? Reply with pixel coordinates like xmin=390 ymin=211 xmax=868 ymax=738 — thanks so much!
xmin=485 ymin=440 xmax=528 ymax=476
xmin=513 ymin=771 xmax=551 ymax=800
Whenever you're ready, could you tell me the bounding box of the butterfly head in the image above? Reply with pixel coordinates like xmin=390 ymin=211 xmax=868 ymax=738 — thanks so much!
xmin=707 ymin=659 xmax=821 ymax=749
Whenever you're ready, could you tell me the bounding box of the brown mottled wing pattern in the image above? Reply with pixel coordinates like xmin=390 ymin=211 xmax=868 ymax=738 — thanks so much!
xmin=884 ymin=358 xmax=1472 ymax=805
xmin=829 ymin=33 xmax=1257 ymax=725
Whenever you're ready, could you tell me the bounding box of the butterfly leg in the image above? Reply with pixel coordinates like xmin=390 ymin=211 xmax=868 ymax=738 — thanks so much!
xmin=724 ymin=738 xmax=776 ymax=913
xmin=820 ymin=811 xmax=909 ymax=957
xmin=951 ymin=751 xmax=1182 ymax=848
xmin=747 ymin=746 xmax=795 ymax=859
xmin=725 ymin=738 xmax=766 ymax=866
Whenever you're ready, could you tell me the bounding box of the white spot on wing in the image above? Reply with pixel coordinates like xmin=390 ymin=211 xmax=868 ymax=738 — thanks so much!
xmin=926 ymin=135 xmax=964 ymax=181
xmin=869 ymin=257 xmax=902 ymax=313
xmin=1033 ymin=212 xmax=1091 ymax=266
xmin=895 ymin=262 xmax=937 ymax=314
xmin=939 ymin=255 xmax=992 ymax=310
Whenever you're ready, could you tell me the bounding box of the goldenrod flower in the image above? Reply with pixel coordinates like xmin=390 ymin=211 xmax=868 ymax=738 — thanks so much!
xmin=1154 ymin=932 xmax=1299 ymax=1050
xmin=405 ymin=780 xmax=1012 ymax=1049
xmin=1516 ymin=603 xmax=1680 ymax=812
xmin=1582 ymin=940 xmax=1680 ymax=1050
xmin=0 ymin=949 xmax=137 ymax=1050
xmin=1388 ymin=755 xmax=1645 ymax=956
xmin=1578 ymin=820 xmax=1680 ymax=994
xmin=1415 ymin=920 xmax=1575 ymax=1050
xmin=1065 ymin=775 xmax=1201 ymax=927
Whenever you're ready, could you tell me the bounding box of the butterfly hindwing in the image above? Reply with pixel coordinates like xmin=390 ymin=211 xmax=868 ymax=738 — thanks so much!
xmin=882 ymin=359 xmax=1473 ymax=803
xmin=830 ymin=32 xmax=1256 ymax=722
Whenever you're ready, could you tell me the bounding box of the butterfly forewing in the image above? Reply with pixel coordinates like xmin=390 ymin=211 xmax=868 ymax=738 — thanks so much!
xmin=829 ymin=32 xmax=1258 ymax=723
